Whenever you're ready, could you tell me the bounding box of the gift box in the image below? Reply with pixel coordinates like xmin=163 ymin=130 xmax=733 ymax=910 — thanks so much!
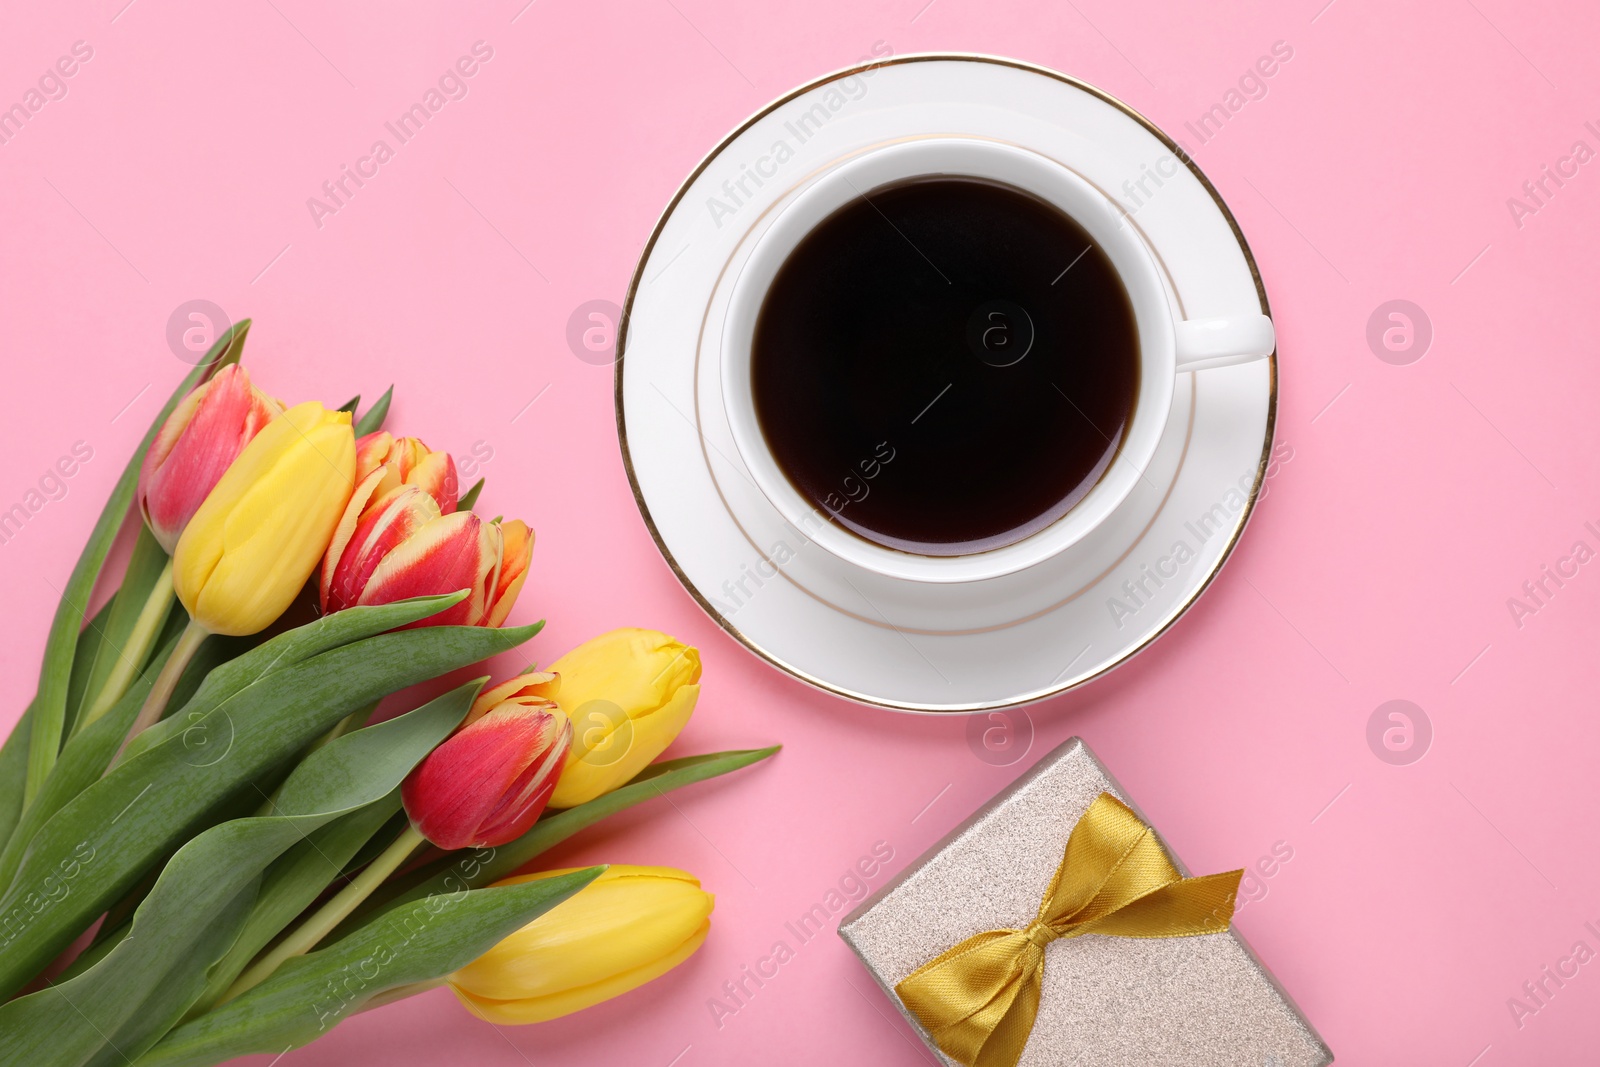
xmin=838 ymin=737 xmax=1332 ymax=1067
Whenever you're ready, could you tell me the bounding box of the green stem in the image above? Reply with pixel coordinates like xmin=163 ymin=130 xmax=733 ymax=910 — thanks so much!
xmin=78 ymin=561 xmax=175 ymax=729
xmin=222 ymin=825 xmax=425 ymax=1002
xmin=110 ymin=618 xmax=208 ymax=768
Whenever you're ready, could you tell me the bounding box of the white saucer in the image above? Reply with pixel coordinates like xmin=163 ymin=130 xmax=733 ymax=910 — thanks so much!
xmin=615 ymin=54 xmax=1277 ymax=713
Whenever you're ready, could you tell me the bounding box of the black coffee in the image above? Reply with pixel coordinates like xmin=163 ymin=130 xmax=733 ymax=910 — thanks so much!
xmin=751 ymin=176 xmax=1139 ymax=555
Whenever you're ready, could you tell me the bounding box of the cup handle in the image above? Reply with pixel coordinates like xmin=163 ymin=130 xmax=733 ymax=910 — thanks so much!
xmin=1174 ymin=314 xmax=1276 ymax=372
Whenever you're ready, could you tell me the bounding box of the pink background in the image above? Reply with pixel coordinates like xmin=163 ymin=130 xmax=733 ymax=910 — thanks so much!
xmin=2 ymin=0 xmax=1597 ymax=1064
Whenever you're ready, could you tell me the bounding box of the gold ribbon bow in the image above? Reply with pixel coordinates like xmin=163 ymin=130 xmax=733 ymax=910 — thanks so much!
xmin=894 ymin=793 xmax=1243 ymax=1067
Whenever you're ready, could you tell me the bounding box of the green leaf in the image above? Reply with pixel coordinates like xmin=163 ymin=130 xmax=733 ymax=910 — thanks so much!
xmin=188 ymin=685 xmax=476 ymax=1016
xmin=73 ymin=525 xmax=173 ymax=733
xmin=0 ymin=626 xmax=232 ymax=888
xmin=191 ymin=796 xmax=402 ymax=1017
xmin=86 ymin=887 xmax=255 ymax=1067
xmin=24 ymin=319 xmax=250 ymax=807
xmin=0 ymin=610 xmax=539 ymax=999
xmin=125 ymin=592 xmax=469 ymax=763
xmin=457 ymin=478 xmax=485 ymax=512
xmin=2 ymin=598 xmax=119 ymax=856
xmin=480 ymin=742 xmax=780 ymax=883
xmin=57 ymin=915 xmax=127 ymax=982
xmin=61 ymin=596 xmax=117 ymax=742
xmin=0 ymin=701 xmax=34 ymax=851
xmin=0 ymin=681 xmax=478 ymax=1067
xmin=482 ymin=746 xmax=780 ymax=884
xmin=136 ymin=868 xmax=603 ymax=1067
xmin=353 ymin=386 xmax=393 ymax=436
xmin=357 ymin=746 xmax=779 ymax=927
xmin=336 ymin=394 xmax=360 ymax=414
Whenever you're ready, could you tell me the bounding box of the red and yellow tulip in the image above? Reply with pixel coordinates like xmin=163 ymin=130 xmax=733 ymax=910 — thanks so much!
xmin=320 ymin=434 xmax=531 ymax=627
xmin=401 ymin=680 xmax=571 ymax=849
xmin=353 ymin=431 xmax=459 ymax=513
xmin=138 ymin=364 xmax=281 ymax=552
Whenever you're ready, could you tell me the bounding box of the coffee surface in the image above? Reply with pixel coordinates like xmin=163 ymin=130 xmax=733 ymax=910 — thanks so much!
xmin=752 ymin=176 xmax=1139 ymax=555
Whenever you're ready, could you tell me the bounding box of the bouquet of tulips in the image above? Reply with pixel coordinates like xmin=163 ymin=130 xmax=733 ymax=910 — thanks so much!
xmin=0 ymin=322 xmax=777 ymax=1066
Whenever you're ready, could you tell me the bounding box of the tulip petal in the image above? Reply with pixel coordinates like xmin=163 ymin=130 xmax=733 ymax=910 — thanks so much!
xmin=474 ymin=747 xmax=561 ymax=846
xmin=465 ymin=672 xmax=558 ymax=727
xmin=173 ymin=403 xmax=356 ymax=635
xmin=325 ymin=486 xmax=443 ymax=615
xmin=143 ymin=374 xmax=210 ymax=476
xmin=548 ymin=682 xmax=699 ymax=809
xmin=351 ymin=431 xmax=459 ymax=515
xmin=319 ymin=467 xmax=387 ymax=610
xmin=454 ymin=866 xmax=711 ymax=997
xmin=453 ymin=920 xmax=710 ymax=1024
xmin=139 ymin=364 xmax=280 ymax=552
xmin=450 ymin=865 xmax=714 ymax=1022
xmin=402 ymin=704 xmax=570 ymax=849
xmin=353 ymin=430 xmax=395 ymax=485
xmin=409 ymin=448 xmax=460 ymax=514
xmin=548 ymin=630 xmax=702 ymax=735
xmin=484 ymin=519 xmax=533 ymax=627
xmin=356 ymin=509 xmax=492 ymax=626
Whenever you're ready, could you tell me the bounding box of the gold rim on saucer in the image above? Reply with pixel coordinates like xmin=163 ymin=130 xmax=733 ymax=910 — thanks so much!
xmin=613 ymin=52 xmax=1279 ymax=714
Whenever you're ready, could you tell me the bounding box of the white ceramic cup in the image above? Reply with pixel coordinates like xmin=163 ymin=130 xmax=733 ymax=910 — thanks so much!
xmin=721 ymin=138 xmax=1274 ymax=584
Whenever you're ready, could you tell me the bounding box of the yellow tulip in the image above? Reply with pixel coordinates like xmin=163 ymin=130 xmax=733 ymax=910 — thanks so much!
xmin=450 ymin=865 xmax=713 ymax=1023
xmin=533 ymin=629 xmax=701 ymax=808
xmin=172 ymin=401 xmax=356 ymax=636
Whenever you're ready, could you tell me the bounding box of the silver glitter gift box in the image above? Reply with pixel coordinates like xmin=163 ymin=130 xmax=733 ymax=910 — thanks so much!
xmin=838 ymin=737 xmax=1332 ymax=1067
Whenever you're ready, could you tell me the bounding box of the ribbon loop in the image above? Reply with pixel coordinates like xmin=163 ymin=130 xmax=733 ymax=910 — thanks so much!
xmin=894 ymin=793 xmax=1243 ymax=1067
